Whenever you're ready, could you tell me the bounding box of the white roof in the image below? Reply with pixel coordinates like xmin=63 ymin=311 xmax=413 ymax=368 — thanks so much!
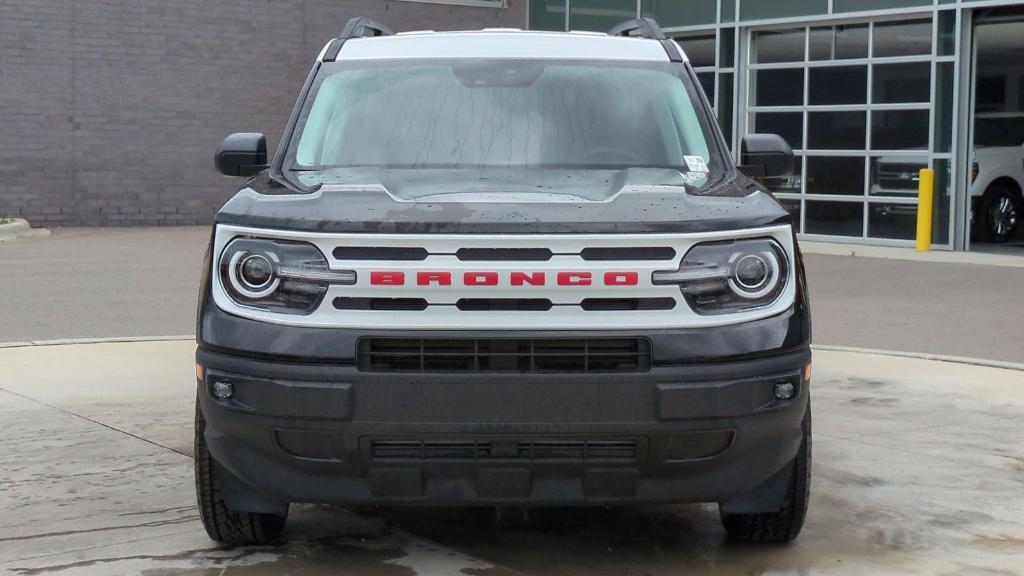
xmin=334 ymin=30 xmax=685 ymax=62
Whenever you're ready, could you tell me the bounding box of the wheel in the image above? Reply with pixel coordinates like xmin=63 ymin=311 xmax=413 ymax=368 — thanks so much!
xmin=719 ymin=406 xmax=811 ymax=543
xmin=976 ymin=185 xmax=1020 ymax=243
xmin=194 ymin=401 xmax=288 ymax=545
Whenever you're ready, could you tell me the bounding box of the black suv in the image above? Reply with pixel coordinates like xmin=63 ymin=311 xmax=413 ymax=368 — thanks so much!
xmin=195 ymin=18 xmax=811 ymax=546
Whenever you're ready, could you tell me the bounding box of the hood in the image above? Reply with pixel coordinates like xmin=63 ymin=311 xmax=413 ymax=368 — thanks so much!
xmin=294 ymin=167 xmax=708 ymax=202
xmin=216 ymin=168 xmax=790 ymax=234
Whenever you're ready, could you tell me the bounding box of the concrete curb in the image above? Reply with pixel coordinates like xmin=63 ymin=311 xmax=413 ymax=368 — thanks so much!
xmin=801 ymin=241 xmax=1024 ymax=269
xmin=0 ymin=218 xmax=30 ymax=240
xmin=0 ymin=218 xmax=50 ymax=242
xmin=812 ymin=344 xmax=1024 ymax=372
xmin=0 ymin=335 xmax=194 ymax=349
xmin=1 ymin=335 xmax=1020 ymax=373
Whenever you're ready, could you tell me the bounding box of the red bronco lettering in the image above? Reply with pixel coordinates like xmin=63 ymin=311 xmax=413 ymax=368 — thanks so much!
xmin=370 ymin=270 xmax=640 ymax=287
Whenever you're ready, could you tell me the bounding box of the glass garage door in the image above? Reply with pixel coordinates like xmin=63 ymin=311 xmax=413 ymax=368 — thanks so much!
xmin=746 ymin=17 xmax=951 ymax=243
xmin=675 ymin=30 xmax=737 ymax=152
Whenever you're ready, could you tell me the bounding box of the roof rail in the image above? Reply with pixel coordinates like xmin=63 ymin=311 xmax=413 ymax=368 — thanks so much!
xmin=607 ymin=17 xmax=666 ymax=40
xmin=607 ymin=18 xmax=683 ymax=63
xmin=323 ymin=17 xmax=395 ymax=62
xmin=339 ymin=17 xmax=394 ymax=39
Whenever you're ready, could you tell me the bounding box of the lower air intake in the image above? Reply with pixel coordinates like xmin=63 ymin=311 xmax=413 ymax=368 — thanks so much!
xmin=370 ymin=439 xmax=639 ymax=462
xmin=357 ymin=338 xmax=652 ymax=373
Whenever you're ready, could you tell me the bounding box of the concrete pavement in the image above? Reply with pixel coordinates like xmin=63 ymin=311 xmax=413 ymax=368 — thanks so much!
xmin=0 ymin=227 xmax=208 ymax=344
xmin=2 ymin=341 xmax=1022 ymax=575
xmin=804 ymin=253 xmax=1024 ymax=364
xmin=2 ymin=227 xmax=1023 ymax=363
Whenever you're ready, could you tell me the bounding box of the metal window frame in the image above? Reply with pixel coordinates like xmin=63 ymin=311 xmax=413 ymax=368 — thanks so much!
xmin=393 ymin=0 xmax=507 ymax=8
xmin=742 ymin=14 xmax=950 ymax=247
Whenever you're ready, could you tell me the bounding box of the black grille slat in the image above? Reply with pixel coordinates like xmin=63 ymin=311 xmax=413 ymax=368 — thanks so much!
xmin=333 ymin=247 xmax=428 ymax=261
xmin=456 ymin=299 xmax=553 ymax=311
xmin=581 ymin=247 xmax=677 ymax=261
xmin=359 ymin=338 xmax=651 ymax=373
xmin=371 ymin=439 xmax=637 ymax=462
xmin=519 ymin=440 xmax=637 ymax=461
xmin=456 ymin=248 xmax=553 ymax=261
xmin=373 ymin=440 xmax=490 ymax=460
xmin=334 ymin=297 xmax=429 ymax=311
xmin=580 ymin=298 xmax=676 ymax=311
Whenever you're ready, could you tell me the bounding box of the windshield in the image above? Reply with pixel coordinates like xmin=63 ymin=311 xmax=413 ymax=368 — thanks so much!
xmin=287 ymin=59 xmax=722 ymax=188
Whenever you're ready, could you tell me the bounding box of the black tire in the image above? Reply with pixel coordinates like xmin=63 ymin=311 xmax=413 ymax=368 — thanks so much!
xmin=976 ymin=185 xmax=1021 ymax=243
xmin=194 ymin=401 xmax=288 ymax=545
xmin=720 ymin=406 xmax=811 ymax=544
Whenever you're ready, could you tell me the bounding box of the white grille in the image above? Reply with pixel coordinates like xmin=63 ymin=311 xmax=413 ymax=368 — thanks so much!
xmin=211 ymin=224 xmax=796 ymax=330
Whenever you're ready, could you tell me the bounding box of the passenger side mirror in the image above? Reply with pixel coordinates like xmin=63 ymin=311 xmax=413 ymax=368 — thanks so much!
xmin=739 ymin=134 xmax=794 ymax=179
xmin=216 ymin=133 xmax=268 ymax=177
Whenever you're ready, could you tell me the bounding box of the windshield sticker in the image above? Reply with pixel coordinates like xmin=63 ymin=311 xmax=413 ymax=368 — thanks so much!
xmin=681 ymin=172 xmax=709 ymax=188
xmin=684 ymin=156 xmax=709 ymax=173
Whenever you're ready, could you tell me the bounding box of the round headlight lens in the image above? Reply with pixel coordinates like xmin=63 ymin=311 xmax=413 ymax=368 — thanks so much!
xmin=226 ymin=250 xmax=280 ymax=299
xmin=239 ymin=254 xmax=274 ymax=289
xmin=734 ymin=254 xmax=769 ymax=290
xmin=728 ymin=249 xmax=781 ymax=299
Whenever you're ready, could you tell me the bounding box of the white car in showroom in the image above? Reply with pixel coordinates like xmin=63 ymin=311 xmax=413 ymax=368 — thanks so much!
xmin=871 ymin=112 xmax=1023 ymax=243
xmin=970 ymin=113 xmax=1024 ymax=243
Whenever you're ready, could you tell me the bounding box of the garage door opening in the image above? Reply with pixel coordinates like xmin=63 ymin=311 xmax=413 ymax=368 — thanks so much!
xmin=970 ymin=8 xmax=1024 ymax=251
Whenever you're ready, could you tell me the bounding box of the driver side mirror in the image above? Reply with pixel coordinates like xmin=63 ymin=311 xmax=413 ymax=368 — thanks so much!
xmin=215 ymin=133 xmax=268 ymax=177
xmin=739 ymin=134 xmax=794 ymax=179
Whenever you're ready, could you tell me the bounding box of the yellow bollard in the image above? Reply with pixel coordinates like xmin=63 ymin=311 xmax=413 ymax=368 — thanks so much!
xmin=916 ymin=168 xmax=935 ymax=252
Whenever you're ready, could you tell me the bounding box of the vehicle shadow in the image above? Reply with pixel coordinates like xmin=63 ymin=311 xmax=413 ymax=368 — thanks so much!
xmin=365 ymin=504 xmax=805 ymax=575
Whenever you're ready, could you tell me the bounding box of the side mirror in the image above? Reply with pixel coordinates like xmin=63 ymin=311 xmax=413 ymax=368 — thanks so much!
xmin=215 ymin=133 xmax=268 ymax=177
xmin=739 ymin=134 xmax=794 ymax=179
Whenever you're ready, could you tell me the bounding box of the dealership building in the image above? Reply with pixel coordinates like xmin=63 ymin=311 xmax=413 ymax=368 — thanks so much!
xmin=3 ymin=0 xmax=1023 ymax=251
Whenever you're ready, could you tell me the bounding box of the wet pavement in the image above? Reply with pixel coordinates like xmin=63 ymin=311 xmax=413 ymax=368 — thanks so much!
xmin=1 ymin=341 xmax=1022 ymax=575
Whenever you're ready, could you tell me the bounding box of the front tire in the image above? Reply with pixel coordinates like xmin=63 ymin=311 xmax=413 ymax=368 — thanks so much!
xmin=194 ymin=402 xmax=288 ymax=545
xmin=719 ymin=406 xmax=811 ymax=543
xmin=976 ymin=185 xmax=1020 ymax=243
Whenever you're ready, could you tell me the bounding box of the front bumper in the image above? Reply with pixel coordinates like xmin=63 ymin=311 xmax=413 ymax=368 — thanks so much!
xmin=196 ymin=342 xmax=810 ymax=508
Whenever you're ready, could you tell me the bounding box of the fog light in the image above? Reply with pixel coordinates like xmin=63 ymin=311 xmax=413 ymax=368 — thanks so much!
xmin=212 ymin=381 xmax=234 ymax=399
xmin=774 ymin=382 xmax=796 ymax=401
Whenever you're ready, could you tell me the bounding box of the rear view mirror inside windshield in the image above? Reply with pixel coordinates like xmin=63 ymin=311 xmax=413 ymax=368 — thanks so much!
xmin=453 ymin=61 xmax=546 ymax=87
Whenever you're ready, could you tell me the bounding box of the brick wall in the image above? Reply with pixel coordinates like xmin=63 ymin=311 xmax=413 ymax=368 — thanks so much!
xmin=0 ymin=0 xmax=526 ymax=226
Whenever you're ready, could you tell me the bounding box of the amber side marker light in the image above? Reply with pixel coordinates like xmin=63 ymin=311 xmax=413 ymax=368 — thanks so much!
xmin=196 ymin=363 xmax=205 ymax=383
xmin=803 ymin=362 xmax=812 ymax=384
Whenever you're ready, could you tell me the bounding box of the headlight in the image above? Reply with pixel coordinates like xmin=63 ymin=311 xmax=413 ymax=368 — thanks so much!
xmin=652 ymin=238 xmax=788 ymax=315
xmin=218 ymin=237 xmax=355 ymax=315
